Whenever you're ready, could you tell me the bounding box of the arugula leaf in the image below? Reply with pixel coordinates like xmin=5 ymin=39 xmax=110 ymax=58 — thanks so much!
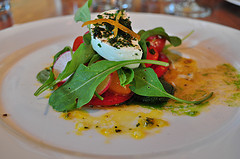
xmin=49 ymin=59 xmax=169 ymax=112
xmin=34 ymin=40 xmax=96 ymax=96
xmin=83 ymin=32 xmax=92 ymax=45
xmin=34 ymin=46 xmax=72 ymax=96
xmin=165 ymin=30 xmax=194 ymax=49
xmin=35 ymin=67 xmax=55 ymax=95
xmin=138 ymin=27 xmax=182 ymax=58
xmin=74 ymin=0 xmax=92 ymax=25
xmin=36 ymin=68 xmax=51 ymax=84
xmin=140 ymin=27 xmax=181 ymax=46
xmin=55 ymin=41 xmax=95 ymax=83
xmin=117 ymin=69 xmax=126 ymax=86
xmin=129 ymin=78 xmax=175 ymax=104
xmin=87 ymin=0 xmax=93 ymax=7
xmin=130 ymin=67 xmax=213 ymax=105
xmin=88 ymin=54 xmax=102 ymax=66
xmin=117 ymin=67 xmax=134 ymax=86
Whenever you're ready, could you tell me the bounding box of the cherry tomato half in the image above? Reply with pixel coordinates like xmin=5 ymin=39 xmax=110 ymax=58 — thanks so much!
xmin=108 ymin=71 xmax=132 ymax=95
xmin=151 ymin=52 xmax=169 ymax=77
xmin=72 ymin=36 xmax=84 ymax=51
xmin=87 ymin=90 xmax=133 ymax=106
xmin=146 ymin=35 xmax=166 ymax=53
xmin=145 ymin=46 xmax=159 ymax=67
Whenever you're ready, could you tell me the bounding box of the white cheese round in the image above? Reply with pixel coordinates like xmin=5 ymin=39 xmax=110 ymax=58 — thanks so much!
xmin=90 ymin=10 xmax=143 ymax=68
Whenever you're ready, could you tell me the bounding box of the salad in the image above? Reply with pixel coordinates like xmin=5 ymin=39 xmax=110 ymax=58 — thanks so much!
xmin=34 ymin=0 xmax=212 ymax=113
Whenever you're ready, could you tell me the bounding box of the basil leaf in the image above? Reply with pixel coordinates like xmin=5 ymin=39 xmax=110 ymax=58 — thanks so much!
xmin=117 ymin=67 xmax=134 ymax=86
xmin=138 ymin=27 xmax=182 ymax=58
xmin=49 ymin=59 xmax=169 ymax=112
xmin=130 ymin=67 xmax=213 ymax=105
xmin=74 ymin=0 xmax=92 ymax=23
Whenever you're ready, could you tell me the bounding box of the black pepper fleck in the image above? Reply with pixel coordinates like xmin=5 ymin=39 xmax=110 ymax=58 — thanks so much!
xmin=136 ymin=123 xmax=140 ymax=127
xmin=2 ymin=113 xmax=8 ymax=117
xmin=145 ymin=117 xmax=155 ymax=127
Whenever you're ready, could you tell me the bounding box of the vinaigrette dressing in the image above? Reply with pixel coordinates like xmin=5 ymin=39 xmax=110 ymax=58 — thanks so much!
xmin=61 ymin=106 xmax=169 ymax=139
xmin=60 ymin=52 xmax=240 ymax=139
xmin=163 ymin=58 xmax=240 ymax=116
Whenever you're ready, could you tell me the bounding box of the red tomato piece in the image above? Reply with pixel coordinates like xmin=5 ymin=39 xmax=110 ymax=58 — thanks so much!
xmin=72 ymin=36 xmax=84 ymax=51
xmin=87 ymin=90 xmax=133 ymax=106
xmin=151 ymin=52 xmax=169 ymax=78
xmin=57 ymin=81 xmax=65 ymax=87
xmin=145 ymin=47 xmax=159 ymax=67
xmin=146 ymin=35 xmax=166 ymax=53
xmin=108 ymin=71 xmax=132 ymax=95
xmin=158 ymin=52 xmax=169 ymax=62
xmin=151 ymin=64 xmax=168 ymax=78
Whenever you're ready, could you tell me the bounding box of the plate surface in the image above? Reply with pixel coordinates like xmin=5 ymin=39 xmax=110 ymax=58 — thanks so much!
xmin=0 ymin=13 xmax=240 ymax=159
xmin=226 ymin=0 xmax=240 ymax=6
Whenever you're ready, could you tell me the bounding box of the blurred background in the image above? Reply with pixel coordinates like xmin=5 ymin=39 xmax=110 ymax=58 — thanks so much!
xmin=0 ymin=0 xmax=239 ymax=30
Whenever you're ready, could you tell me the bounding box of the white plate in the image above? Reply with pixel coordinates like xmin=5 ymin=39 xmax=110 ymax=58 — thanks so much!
xmin=0 ymin=13 xmax=240 ymax=159
xmin=226 ymin=0 xmax=240 ymax=6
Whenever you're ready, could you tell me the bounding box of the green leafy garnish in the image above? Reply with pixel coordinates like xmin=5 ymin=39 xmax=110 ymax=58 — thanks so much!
xmin=34 ymin=33 xmax=96 ymax=96
xmin=164 ymin=30 xmax=194 ymax=49
xmin=49 ymin=59 xmax=169 ymax=112
xmin=83 ymin=32 xmax=92 ymax=44
xmin=117 ymin=67 xmax=134 ymax=86
xmin=35 ymin=67 xmax=55 ymax=94
xmin=74 ymin=0 xmax=92 ymax=23
xmin=129 ymin=78 xmax=175 ymax=105
xmin=35 ymin=4 xmax=214 ymax=113
xmin=88 ymin=54 xmax=102 ymax=66
xmin=138 ymin=27 xmax=182 ymax=58
xmin=74 ymin=0 xmax=93 ymax=29
xmin=36 ymin=68 xmax=51 ymax=84
xmin=130 ymin=67 xmax=213 ymax=105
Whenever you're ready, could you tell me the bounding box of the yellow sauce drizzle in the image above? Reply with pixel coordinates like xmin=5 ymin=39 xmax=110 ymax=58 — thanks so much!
xmin=61 ymin=106 xmax=169 ymax=139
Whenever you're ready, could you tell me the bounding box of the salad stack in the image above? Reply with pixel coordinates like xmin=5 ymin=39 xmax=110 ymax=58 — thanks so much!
xmin=34 ymin=0 xmax=212 ymax=112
